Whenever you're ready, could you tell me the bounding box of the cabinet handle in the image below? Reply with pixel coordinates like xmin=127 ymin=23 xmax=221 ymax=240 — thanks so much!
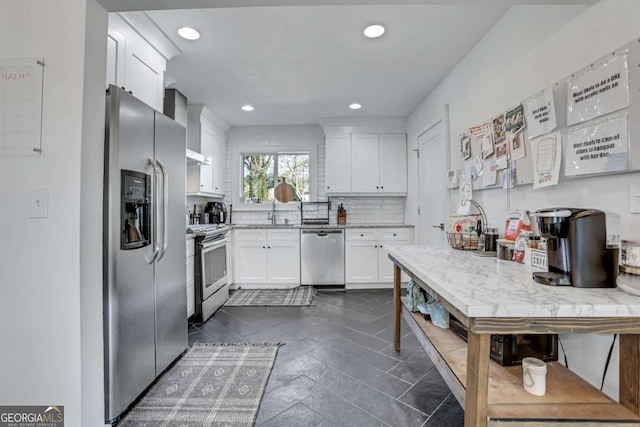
xmin=262 ymin=246 xmax=266 ymax=249
xmin=393 ymin=233 xmax=397 ymax=236
xmin=380 ymin=245 xmax=383 ymax=248
xmin=381 ymin=186 xmax=384 ymax=190
xmin=375 ymin=245 xmax=378 ymax=248
xmin=376 ymin=186 xmax=379 ymax=189
xmin=327 ymin=186 xmax=330 ymax=189
xmin=268 ymin=246 xmax=271 ymax=249
xmin=360 ymin=234 xmax=364 ymax=237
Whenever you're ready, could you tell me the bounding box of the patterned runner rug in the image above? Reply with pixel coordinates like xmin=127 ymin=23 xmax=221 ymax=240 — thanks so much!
xmin=224 ymin=286 xmax=316 ymax=307
xmin=119 ymin=343 xmax=280 ymax=426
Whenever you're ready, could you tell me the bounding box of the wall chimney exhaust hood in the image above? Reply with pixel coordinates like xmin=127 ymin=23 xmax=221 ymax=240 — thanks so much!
xmin=186 ymin=148 xmax=210 ymax=165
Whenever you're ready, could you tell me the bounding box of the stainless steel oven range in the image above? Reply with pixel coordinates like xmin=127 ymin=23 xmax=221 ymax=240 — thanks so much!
xmin=189 ymin=225 xmax=230 ymax=323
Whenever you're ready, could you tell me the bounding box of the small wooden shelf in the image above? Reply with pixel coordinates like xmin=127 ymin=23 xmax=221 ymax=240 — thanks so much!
xmin=400 ymin=298 xmax=640 ymax=426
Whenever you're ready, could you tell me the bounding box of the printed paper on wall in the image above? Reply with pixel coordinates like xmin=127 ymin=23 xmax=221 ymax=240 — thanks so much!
xmin=531 ymin=132 xmax=562 ymax=189
xmin=566 ymin=53 xmax=630 ymax=126
xmin=565 ymin=115 xmax=629 ymax=176
xmin=524 ymin=87 xmax=557 ymax=139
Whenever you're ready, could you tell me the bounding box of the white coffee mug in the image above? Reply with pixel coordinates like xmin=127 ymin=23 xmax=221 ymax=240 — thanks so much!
xmin=522 ymin=357 xmax=547 ymax=396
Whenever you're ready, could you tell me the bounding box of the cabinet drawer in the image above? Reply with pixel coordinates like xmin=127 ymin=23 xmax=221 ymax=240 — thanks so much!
xmin=346 ymin=229 xmax=379 ymax=241
xmin=267 ymin=229 xmax=300 ymax=242
xmin=380 ymin=229 xmax=413 ymax=242
xmin=186 ymin=239 xmax=195 ymax=257
xmin=234 ymin=229 xmax=267 ymax=242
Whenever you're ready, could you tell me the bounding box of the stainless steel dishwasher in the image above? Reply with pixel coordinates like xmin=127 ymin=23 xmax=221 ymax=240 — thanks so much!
xmin=301 ymin=228 xmax=345 ymax=287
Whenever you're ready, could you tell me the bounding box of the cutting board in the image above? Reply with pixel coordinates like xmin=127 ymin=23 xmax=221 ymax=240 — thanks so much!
xmin=274 ymin=181 xmax=295 ymax=203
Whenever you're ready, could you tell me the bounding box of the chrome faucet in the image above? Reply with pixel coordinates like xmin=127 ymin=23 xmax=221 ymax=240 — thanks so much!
xmin=268 ymin=200 xmax=277 ymax=225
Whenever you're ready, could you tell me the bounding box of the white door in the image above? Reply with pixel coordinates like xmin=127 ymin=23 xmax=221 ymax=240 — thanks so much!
xmin=212 ymin=134 xmax=226 ymax=195
xmin=417 ymin=119 xmax=448 ymax=245
xmin=351 ymin=133 xmax=380 ymax=193
xmin=199 ymin=127 xmax=215 ymax=194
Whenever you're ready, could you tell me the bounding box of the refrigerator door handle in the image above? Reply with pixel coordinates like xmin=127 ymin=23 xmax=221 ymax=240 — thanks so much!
xmin=157 ymin=159 xmax=169 ymax=262
xmin=148 ymin=158 xmax=162 ymax=264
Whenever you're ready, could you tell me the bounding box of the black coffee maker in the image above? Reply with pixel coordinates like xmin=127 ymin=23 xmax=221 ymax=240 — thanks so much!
xmin=204 ymin=202 xmax=227 ymax=224
xmin=532 ymin=208 xmax=618 ymax=288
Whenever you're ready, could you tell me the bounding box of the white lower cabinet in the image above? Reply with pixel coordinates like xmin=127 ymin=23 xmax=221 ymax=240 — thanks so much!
xmin=186 ymin=239 xmax=195 ymax=317
xmin=233 ymin=229 xmax=300 ymax=286
xmin=346 ymin=228 xmax=413 ymax=284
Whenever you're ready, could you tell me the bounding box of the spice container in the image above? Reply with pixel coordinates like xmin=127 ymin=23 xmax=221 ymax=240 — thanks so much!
xmin=621 ymin=240 xmax=640 ymax=274
xmin=497 ymin=239 xmax=515 ymax=261
xmin=484 ymin=227 xmax=498 ymax=252
xmin=528 ymin=235 xmax=541 ymax=249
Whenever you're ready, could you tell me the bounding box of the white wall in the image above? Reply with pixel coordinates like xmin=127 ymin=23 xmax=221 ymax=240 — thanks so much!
xmin=0 ymin=1 xmax=107 ymax=425
xmin=407 ymin=0 xmax=640 ymax=398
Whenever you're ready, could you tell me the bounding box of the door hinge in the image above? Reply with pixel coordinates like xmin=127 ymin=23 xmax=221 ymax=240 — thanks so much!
xmin=417 ymin=207 xmax=421 ymax=215
xmin=414 ymin=148 xmax=420 ymax=158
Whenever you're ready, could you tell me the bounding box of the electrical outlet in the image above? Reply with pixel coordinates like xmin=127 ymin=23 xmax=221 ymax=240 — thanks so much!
xmin=631 ymin=184 xmax=640 ymax=214
xmin=28 ymin=188 xmax=48 ymax=218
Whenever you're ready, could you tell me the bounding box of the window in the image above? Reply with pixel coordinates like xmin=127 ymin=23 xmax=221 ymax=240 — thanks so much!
xmin=242 ymin=153 xmax=310 ymax=203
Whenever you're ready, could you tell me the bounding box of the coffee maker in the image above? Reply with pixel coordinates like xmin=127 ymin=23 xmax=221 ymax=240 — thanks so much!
xmin=204 ymin=202 xmax=227 ymax=224
xmin=532 ymin=208 xmax=618 ymax=288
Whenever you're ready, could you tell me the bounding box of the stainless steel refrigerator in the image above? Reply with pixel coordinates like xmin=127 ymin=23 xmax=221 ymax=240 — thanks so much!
xmin=103 ymin=85 xmax=187 ymax=423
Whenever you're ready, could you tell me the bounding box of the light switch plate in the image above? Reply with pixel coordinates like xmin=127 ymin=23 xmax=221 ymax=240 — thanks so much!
xmin=28 ymin=188 xmax=48 ymax=218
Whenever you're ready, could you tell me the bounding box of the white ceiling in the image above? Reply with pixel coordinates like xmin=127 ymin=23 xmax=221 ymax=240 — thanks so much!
xmin=115 ymin=2 xmax=595 ymax=126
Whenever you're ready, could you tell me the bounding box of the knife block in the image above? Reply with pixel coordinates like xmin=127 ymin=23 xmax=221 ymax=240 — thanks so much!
xmin=337 ymin=211 xmax=347 ymax=225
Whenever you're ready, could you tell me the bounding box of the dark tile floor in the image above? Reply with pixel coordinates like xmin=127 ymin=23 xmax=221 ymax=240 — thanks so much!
xmin=188 ymin=289 xmax=464 ymax=427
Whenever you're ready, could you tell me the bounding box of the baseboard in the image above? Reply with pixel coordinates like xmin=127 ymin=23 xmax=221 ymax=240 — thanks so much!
xmin=231 ymin=283 xmax=301 ymax=290
xmin=345 ymin=282 xmax=408 ymax=290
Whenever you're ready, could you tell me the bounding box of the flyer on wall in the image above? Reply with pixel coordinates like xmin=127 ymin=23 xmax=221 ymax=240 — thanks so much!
xmin=524 ymin=86 xmax=557 ymax=139
xmin=482 ymin=158 xmax=498 ymax=187
xmin=505 ymin=103 xmax=526 ymax=135
xmin=470 ymin=122 xmax=494 ymax=159
xmin=457 ymin=173 xmax=472 ymax=214
xmin=461 ymin=133 xmax=471 ymax=160
xmin=495 ymin=140 xmax=509 ymax=170
xmin=531 ymin=132 xmax=562 ymax=189
xmin=565 ymin=114 xmax=629 ymax=176
xmin=566 ymin=53 xmax=630 ymax=126
xmin=509 ymin=131 xmax=526 ymax=161
xmin=492 ymin=113 xmax=506 ymax=144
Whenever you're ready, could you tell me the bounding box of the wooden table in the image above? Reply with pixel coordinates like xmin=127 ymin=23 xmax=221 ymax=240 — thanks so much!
xmin=388 ymin=245 xmax=640 ymax=427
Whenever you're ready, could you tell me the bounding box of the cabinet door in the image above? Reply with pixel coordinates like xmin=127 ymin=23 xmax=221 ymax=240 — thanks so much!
xmin=198 ymin=126 xmax=216 ymax=194
xmin=106 ymin=29 xmax=125 ymax=89
xmin=212 ymin=134 xmax=226 ymax=196
xmin=346 ymin=240 xmax=379 ymax=283
xmin=124 ymin=49 xmax=164 ymax=111
xmin=233 ymin=242 xmax=267 ymax=284
xmin=351 ymin=134 xmax=380 ymax=193
xmin=325 ymin=136 xmax=351 ymax=193
xmin=378 ymin=240 xmax=412 ymax=283
xmin=379 ymin=134 xmax=408 ymax=194
xmin=267 ymin=241 xmax=300 ymax=284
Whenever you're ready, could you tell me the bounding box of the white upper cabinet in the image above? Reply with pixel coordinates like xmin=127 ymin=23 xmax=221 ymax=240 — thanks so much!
xmin=351 ymin=133 xmax=381 ymax=193
xmin=350 ymin=133 xmax=407 ymax=195
xmin=379 ymin=134 xmax=408 ymax=194
xmin=106 ymin=15 xmax=166 ymax=112
xmin=186 ymin=105 xmax=228 ymax=197
xmin=325 ymin=136 xmax=351 ymax=194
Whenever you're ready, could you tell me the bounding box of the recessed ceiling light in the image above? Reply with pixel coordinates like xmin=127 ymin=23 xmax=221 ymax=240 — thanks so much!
xmin=364 ymin=24 xmax=385 ymax=38
xmin=177 ymin=27 xmax=200 ymax=40
xmin=241 ymin=105 xmax=255 ymax=112
xmin=349 ymin=103 xmax=362 ymax=110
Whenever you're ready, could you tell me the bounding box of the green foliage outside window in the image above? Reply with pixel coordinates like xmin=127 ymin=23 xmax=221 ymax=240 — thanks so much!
xmin=242 ymin=153 xmax=309 ymax=203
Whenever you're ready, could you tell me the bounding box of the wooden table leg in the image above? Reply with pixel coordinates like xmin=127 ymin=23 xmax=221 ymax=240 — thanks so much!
xmin=620 ymin=334 xmax=640 ymax=415
xmin=465 ymin=331 xmax=490 ymax=427
xmin=394 ymin=264 xmax=401 ymax=352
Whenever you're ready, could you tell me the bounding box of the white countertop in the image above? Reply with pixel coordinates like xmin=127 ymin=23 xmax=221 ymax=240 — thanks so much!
xmin=386 ymin=244 xmax=640 ymax=319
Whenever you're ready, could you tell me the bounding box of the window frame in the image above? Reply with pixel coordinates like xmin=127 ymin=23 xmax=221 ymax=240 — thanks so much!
xmin=232 ymin=144 xmax=318 ymax=211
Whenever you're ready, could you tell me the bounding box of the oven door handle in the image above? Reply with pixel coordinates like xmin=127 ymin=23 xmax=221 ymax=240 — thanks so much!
xmin=148 ymin=158 xmax=162 ymax=264
xmin=201 ymin=238 xmax=229 ymax=251
xmin=156 ymin=159 xmax=169 ymax=262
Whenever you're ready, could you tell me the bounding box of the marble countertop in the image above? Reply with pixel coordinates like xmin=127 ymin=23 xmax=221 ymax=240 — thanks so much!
xmin=386 ymin=244 xmax=640 ymax=319
xmin=231 ymin=224 xmax=415 ymax=229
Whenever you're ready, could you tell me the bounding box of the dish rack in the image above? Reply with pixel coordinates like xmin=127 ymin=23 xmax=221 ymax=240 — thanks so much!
xmin=446 ymin=232 xmax=485 ymax=250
